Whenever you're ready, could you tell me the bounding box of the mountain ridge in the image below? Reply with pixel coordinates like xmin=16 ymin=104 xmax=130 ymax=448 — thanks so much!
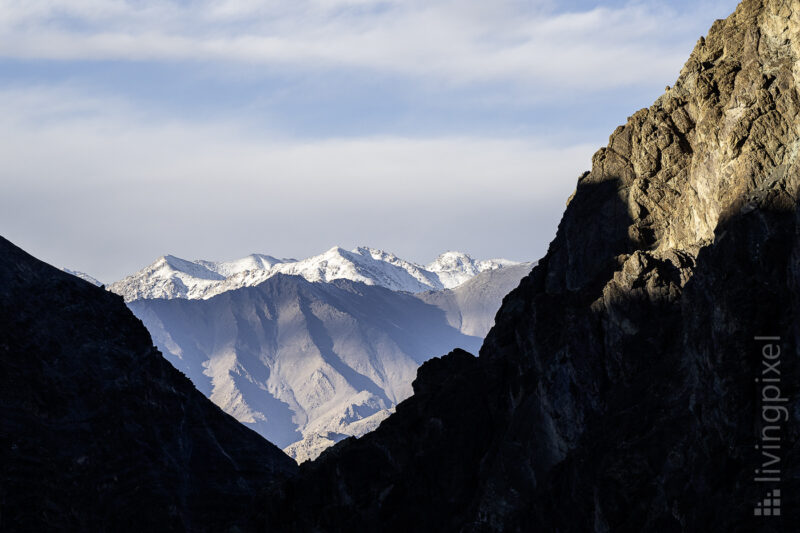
xmin=109 ymin=246 xmax=522 ymax=302
xmin=0 ymin=236 xmax=296 ymax=532
xmin=62 ymin=268 xmax=103 ymax=286
xmin=128 ymin=263 xmax=533 ymax=462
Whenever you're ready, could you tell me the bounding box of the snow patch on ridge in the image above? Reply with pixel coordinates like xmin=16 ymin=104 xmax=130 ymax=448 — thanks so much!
xmin=110 ymin=246 xmax=521 ymax=302
xmin=62 ymin=268 xmax=103 ymax=287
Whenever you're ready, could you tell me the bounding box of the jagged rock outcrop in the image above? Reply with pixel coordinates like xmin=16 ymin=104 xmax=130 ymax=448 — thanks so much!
xmin=0 ymin=236 xmax=296 ymax=532
xmin=263 ymin=1 xmax=799 ymax=531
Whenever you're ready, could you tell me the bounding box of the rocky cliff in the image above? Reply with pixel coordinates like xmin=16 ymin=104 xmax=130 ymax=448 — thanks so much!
xmin=0 ymin=236 xmax=296 ymax=532
xmin=263 ymin=1 xmax=800 ymax=531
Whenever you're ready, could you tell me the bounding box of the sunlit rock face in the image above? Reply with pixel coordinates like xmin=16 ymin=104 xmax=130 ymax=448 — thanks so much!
xmin=261 ymin=1 xmax=800 ymax=531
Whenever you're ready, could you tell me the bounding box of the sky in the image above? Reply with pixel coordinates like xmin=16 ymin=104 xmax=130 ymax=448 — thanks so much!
xmin=0 ymin=0 xmax=741 ymax=283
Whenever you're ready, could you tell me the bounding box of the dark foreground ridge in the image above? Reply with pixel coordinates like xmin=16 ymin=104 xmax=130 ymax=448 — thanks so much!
xmin=262 ymin=1 xmax=800 ymax=531
xmin=2 ymin=0 xmax=799 ymax=531
xmin=0 ymin=236 xmax=296 ymax=532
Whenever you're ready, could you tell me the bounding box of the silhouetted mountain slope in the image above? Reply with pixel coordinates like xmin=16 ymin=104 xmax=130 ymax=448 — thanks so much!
xmin=262 ymin=1 xmax=800 ymax=531
xmin=0 ymin=236 xmax=296 ymax=532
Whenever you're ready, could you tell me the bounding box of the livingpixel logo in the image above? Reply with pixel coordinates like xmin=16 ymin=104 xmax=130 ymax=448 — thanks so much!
xmin=754 ymin=489 xmax=781 ymax=517
xmin=754 ymin=336 xmax=785 ymax=518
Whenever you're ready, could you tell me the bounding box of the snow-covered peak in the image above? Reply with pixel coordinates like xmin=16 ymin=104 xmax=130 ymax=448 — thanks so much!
xmin=197 ymin=253 xmax=285 ymax=277
xmin=353 ymin=246 xmax=401 ymax=262
xmin=268 ymin=246 xmax=441 ymax=293
xmin=109 ymin=255 xmax=225 ymax=301
xmin=110 ymin=246 xmax=525 ymax=302
xmin=427 ymin=251 xmax=476 ymax=272
xmin=425 ymin=251 xmax=515 ymax=289
xmin=62 ymin=268 xmax=103 ymax=287
xmin=159 ymin=255 xmax=225 ymax=281
xmin=477 ymin=258 xmax=519 ymax=270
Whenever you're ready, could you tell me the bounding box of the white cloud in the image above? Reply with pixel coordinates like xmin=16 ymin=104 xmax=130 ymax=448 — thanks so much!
xmin=0 ymin=85 xmax=594 ymax=200
xmin=0 ymin=0 xmax=741 ymax=279
xmin=0 ymin=85 xmax=595 ymax=280
xmin=0 ymin=1 xmax=738 ymax=91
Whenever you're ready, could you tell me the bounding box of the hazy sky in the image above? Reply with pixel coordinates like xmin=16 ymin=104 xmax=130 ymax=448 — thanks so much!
xmin=0 ymin=0 xmax=740 ymax=282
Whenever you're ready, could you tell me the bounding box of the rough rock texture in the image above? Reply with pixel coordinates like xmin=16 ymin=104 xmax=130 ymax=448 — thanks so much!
xmin=263 ymin=1 xmax=800 ymax=531
xmin=0 ymin=236 xmax=296 ymax=532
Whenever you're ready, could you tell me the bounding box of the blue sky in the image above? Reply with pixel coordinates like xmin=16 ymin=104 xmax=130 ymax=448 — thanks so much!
xmin=0 ymin=0 xmax=740 ymax=282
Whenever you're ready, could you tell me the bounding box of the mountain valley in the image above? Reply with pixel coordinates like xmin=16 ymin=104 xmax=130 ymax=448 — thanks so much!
xmin=112 ymin=248 xmax=531 ymax=461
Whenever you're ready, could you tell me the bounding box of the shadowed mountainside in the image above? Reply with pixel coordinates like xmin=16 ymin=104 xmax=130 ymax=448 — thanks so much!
xmin=0 ymin=236 xmax=296 ymax=532
xmin=261 ymin=1 xmax=800 ymax=531
xmin=3 ymin=1 xmax=799 ymax=531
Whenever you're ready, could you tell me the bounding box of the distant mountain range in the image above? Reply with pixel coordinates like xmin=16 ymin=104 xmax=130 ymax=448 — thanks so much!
xmin=62 ymin=268 xmax=102 ymax=287
xmin=110 ymin=247 xmax=532 ymax=461
xmin=6 ymin=2 xmax=800 ymax=530
xmin=109 ymin=246 xmax=520 ymax=301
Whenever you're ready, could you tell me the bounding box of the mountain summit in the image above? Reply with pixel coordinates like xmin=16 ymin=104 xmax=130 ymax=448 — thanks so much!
xmin=111 ymin=246 xmax=529 ymax=461
xmin=109 ymin=246 xmax=519 ymax=301
xmin=129 ymin=263 xmax=533 ymax=462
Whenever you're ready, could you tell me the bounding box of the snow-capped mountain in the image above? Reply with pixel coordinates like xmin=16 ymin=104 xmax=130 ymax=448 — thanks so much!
xmin=127 ymin=277 xmax=475 ymax=462
xmin=109 ymin=246 xmax=520 ymax=302
xmin=196 ymin=253 xmax=287 ymax=277
xmin=416 ymin=263 xmax=534 ymax=337
xmin=62 ymin=268 xmax=103 ymax=287
xmin=426 ymin=251 xmax=518 ymax=289
xmin=126 ymin=263 xmax=533 ymax=462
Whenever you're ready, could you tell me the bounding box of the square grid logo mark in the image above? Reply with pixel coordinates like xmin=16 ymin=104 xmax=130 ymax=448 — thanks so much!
xmin=754 ymin=489 xmax=781 ymax=517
